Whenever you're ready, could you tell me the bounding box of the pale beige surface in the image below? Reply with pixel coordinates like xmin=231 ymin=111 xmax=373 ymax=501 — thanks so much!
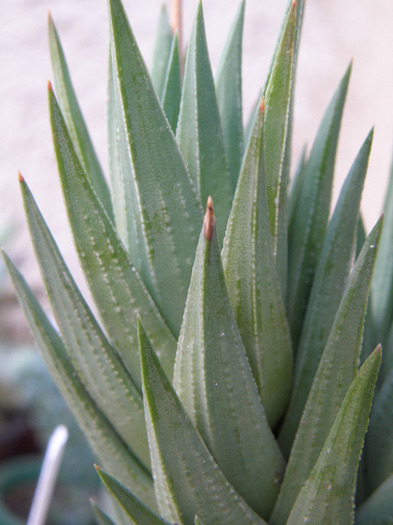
xmin=1 ymin=0 xmax=393 ymax=337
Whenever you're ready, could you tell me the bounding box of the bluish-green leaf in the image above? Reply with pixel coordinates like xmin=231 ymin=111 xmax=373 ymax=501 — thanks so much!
xmin=356 ymin=473 xmax=393 ymax=525
xmin=263 ymin=0 xmax=300 ymax=295
xmin=380 ymin=319 xmax=393 ymax=383
xmin=49 ymin=84 xmax=177 ymax=388
xmin=18 ymin=176 xmax=150 ymax=470
xmin=365 ymin=365 xmax=393 ymax=494
xmin=287 ymin=65 xmax=351 ymax=347
xmin=286 ymin=347 xmax=381 ymax=525
xmin=109 ymin=0 xmax=202 ymax=336
xmin=288 ymin=145 xmax=307 ymax=225
xmin=96 ymin=466 xmax=171 ymax=525
xmin=91 ymin=502 xmax=118 ymax=525
xmin=176 ymin=2 xmax=232 ymax=241
xmin=279 ymin=129 xmax=373 ymax=456
xmin=138 ymin=320 xmax=267 ymax=525
xmin=222 ymin=99 xmax=292 ymax=427
xmin=48 ymin=14 xmax=113 ymax=221
xmin=215 ymin=0 xmax=245 ymax=189
xmin=3 ymin=252 xmax=155 ymax=508
xmin=161 ymin=34 xmax=181 ymax=132
xmin=173 ymin=199 xmax=284 ymax=518
xmin=273 ymin=218 xmax=382 ymax=523
xmin=150 ymin=5 xmax=173 ymax=96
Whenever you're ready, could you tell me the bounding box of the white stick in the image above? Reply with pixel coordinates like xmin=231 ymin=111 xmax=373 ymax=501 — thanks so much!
xmin=27 ymin=425 xmax=69 ymax=525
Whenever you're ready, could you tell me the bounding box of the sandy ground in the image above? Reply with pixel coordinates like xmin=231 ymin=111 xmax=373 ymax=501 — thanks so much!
xmin=1 ymin=0 xmax=393 ymax=340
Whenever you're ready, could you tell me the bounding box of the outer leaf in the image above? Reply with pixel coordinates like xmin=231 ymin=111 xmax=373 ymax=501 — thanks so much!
xmin=3 ymin=252 xmax=155 ymax=508
xmin=365 ymin=366 xmax=393 ymax=493
xmin=109 ymin=0 xmax=202 ymax=336
xmin=150 ymin=5 xmax=173 ymax=96
xmin=279 ymin=129 xmax=373 ymax=454
xmin=49 ymin=84 xmax=177 ymax=388
xmin=138 ymin=320 xmax=267 ymax=525
xmin=286 ymin=347 xmax=381 ymax=525
xmin=19 ymin=176 xmax=150 ymax=470
xmin=222 ymin=100 xmax=292 ymax=427
xmin=176 ymin=2 xmax=232 ymax=241
xmin=215 ymin=0 xmax=245 ymax=189
xmin=356 ymin=473 xmax=393 ymax=525
xmin=173 ymin=199 xmax=284 ymax=518
xmin=48 ymin=14 xmax=113 ymax=221
xmin=272 ymin=218 xmax=383 ymax=523
xmin=160 ymin=35 xmax=181 ymax=133
xmin=287 ymin=65 xmax=351 ymax=347
xmin=96 ymin=466 xmax=172 ymax=525
xmin=263 ymin=0 xmax=299 ymax=295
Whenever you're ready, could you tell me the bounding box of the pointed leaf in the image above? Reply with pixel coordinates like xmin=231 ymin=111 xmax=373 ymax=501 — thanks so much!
xmin=160 ymin=34 xmax=181 ymax=132
xmin=287 ymin=65 xmax=351 ymax=347
xmin=150 ymin=5 xmax=173 ymax=97
xmin=3 ymin=252 xmax=155 ymax=508
xmin=91 ymin=502 xmax=118 ymax=525
xmin=138 ymin=320 xmax=267 ymax=525
xmin=48 ymin=14 xmax=113 ymax=220
xmin=272 ymin=219 xmax=382 ymax=523
xmin=279 ymin=129 xmax=373 ymax=455
xmin=49 ymin=84 xmax=177 ymax=388
xmin=97 ymin=466 xmax=171 ymax=525
xmin=173 ymin=199 xmax=284 ymax=518
xmin=286 ymin=347 xmax=381 ymax=525
xmin=19 ymin=176 xmax=150 ymax=470
xmin=109 ymin=0 xmax=202 ymax=335
xmin=215 ymin=0 xmax=245 ymax=189
xmin=288 ymin=145 xmax=307 ymax=225
xmin=356 ymin=473 xmax=393 ymax=525
xmin=176 ymin=2 xmax=232 ymax=241
xmin=222 ymin=100 xmax=292 ymax=427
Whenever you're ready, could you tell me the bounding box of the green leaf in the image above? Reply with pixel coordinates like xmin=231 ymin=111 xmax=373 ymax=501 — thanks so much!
xmin=222 ymin=98 xmax=292 ymax=428
xmin=356 ymin=215 xmax=367 ymax=260
xmin=272 ymin=219 xmax=383 ymax=523
xmin=173 ymin=199 xmax=284 ymax=518
xmin=48 ymin=14 xmax=113 ymax=221
xmin=279 ymin=129 xmax=373 ymax=456
xmin=287 ymin=64 xmax=351 ymax=347
xmin=138 ymin=320 xmax=267 ymax=525
xmin=215 ymin=0 xmax=245 ymax=190
xmin=176 ymin=2 xmax=232 ymax=241
xmin=49 ymin=84 xmax=177 ymax=388
xmin=160 ymin=34 xmax=181 ymax=133
xmin=150 ymin=5 xmax=173 ymax=97
xmin=356 ymin=473 xmax=393 ymax=525
xmin=365 ymin=366 xmax=393 ymax=494
xmin=286 ymin=347 xmax=381 ymax=525
xmin=91 ymin=501 xmax=118 ymax=525
xmin=18 ymin=176 xmax=150 ymax=470
xmin=109 ymin=0 xmax=202 ymax=336
xmin=263 ymin=0 xmax=300 ymax=295
xmin=96 ymin=466 xmax=171 ymax=525
xmin=288 ymin=145 xmax=307 ymax=225
xmin=3 ymin=252 xmax=155 ymax=508
xmin=380 ymin=319 xmax=393 ymax=383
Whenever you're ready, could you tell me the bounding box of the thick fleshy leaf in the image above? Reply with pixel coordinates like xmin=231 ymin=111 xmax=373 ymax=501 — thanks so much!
xmin=173 ymin=199 xmax=284 ymax=518
xmin=91 ymin=502 xmax=117 ymax=525
xmin=3 ymin=253 xmax=155 ymax=508
xmin=49 ymin=84 xmax=177 ymax=388
xmin=160 ymin=35 xmax=181 ymax=133
xmin=356 ymin=473 xmax=393 ymax=525
xmin=365 ymin=366 xmax=393 ymax=494
xmin=263 ymin=0 xmax=301 ymax=295
xmin=48 ymin=14 xmax=113 ymax=221
xmin=288 ymin=145 xmax=307 ymax=225
xmin=215 ymin=0 xmax=245 ymax=189
xmin=96 ymin=466 xmax=171 ymax=525
xmin=287 ymin=65 xmax=351 ymax=347
xmin=109 ymin=0 xmax=202 ymax=336
xmin=18 ymin=176 xmax=150 ymax=470
xmin=286 ymin=347 xmax=381 ymax=525
xmin=138 ymin=320 xmax=267 ymax=525
xmin=222 ymin=100 xmax=292 ymax=427
xmin=150 ymin=5 xmax=173 ymax=96
xmin=176 ymin=2 xmax=232 ymax=241
xmin=279 ymin=129 xmax=373 ymax=454
xmin=272 ymin=219 xmax=382 ymax=523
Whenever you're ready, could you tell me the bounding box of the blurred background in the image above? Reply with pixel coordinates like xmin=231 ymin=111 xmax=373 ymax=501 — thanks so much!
xmin=0 ymin=0 xmax=393 ymax=521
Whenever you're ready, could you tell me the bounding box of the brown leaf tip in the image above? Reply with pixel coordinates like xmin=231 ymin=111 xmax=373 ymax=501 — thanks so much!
xmin=203 ymin=196 xmax=216 ymax=241
xmin=18 ymin=171 xmax=24 ymax=183
xmin=292 ymin=0 xmax=297 ymax=7
xmin=47 ymin=80 xmax=53 ymax=92
xmin=259 ymin=97 xmax=265 ymax=114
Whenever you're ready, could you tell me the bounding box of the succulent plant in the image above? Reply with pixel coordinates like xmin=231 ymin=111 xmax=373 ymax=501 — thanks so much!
xmin=4 ymin=0 xmax=393 ymax=523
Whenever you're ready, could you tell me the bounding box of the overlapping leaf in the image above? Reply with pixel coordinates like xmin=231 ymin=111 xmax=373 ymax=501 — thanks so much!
xmin=356 ymin=473 xmax=393 ymax=525
xmin=150 ymin=5 xmax=174 ymax=97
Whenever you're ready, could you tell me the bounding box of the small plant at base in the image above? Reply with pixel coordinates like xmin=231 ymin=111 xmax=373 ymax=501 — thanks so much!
xmin=4 ymin=0 xmax=393 ymax=523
